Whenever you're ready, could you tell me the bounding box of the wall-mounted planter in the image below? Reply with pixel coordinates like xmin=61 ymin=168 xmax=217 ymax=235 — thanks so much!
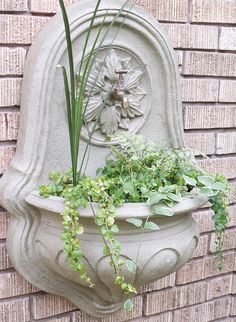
xmin=0 ymin=0 xmax=208 ymax=318
xmin=25 ymin=191 xmax=207 ymax=316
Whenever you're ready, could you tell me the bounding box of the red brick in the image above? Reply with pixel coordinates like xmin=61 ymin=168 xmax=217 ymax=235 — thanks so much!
xmin=0 ymin=297 xmax=30 ymax=322
xmin=173 ymin=297 xmax=231 ymax=321
xmin=0 ymin=15 xmax=49 ymax=44
xmin=183 ymin=52 xmax=236 ymax=77
xmin=207 ymin=275 xmax=232 ymax=300
xmin=0 ymin=47 xmax=26 ymax=76
xmin=191 ymin=0 xmax=236 ymax=24
xmin=140 ymin=273 xmax=175 ymax=293
xmin=184 ymin=105 xmax=236 ymax=130
xmin=192 ymin=209 xmax=215 ymax=233
xmin=0 ymin=242 xmax=12 ymax=270
xmin=132 ymin=312 xmax=172 ymax=322
xmin=0 ymin=112 xmax=20 ymax=141
xmin=228 ymin=205 xmax=236 ymax=227
xmin=144 ymin=281 xmax=206 ymax=315
xmin=72 ymin=296 xmax=143 ymax=321
xmin=228 ymin=183 xmax=236 ymax=204
xmin=0 ymin=0 xmax=28 ymax=11
xmin=197 ymin=157 xmax=236 ymax=180
xmin=30 ymin=0 xmax=74 ymax=13
xmin=182 ymin=79 xmax=219 ymax=102
xmin=219 ymin=27 xmax=236 ymax=51
xmin=209 ymin=228 xmax=236 ymax=253
xmin=208 ymin=297 xmax=231 ymax=320
xmin=163 ymin=24 xmax=218 ymax=49
xmin=0 ymin=210 xmax=9 ymax=239
xmin=219 ymin=80 xmax=236 ymax=103
xmin=192 ymin=235 xmax=208 ymax=258
xmin=176 ymin=253 xmax=235 ymax=284
xmin=203 ymin=253 xmax=235 ymax=279
xmin=137 ymin=0 xmax=188 ymax=22
xmin=0 ymin=78 xmax=22 ymax=107
xmin=0 ymin=145 xmax=16 ymax=174
xmin=0 ymin=271 xmax=38 ymax=298
xmin=184 ymin=132 xmax=215 ymax=155
xmin=43 ymin=316 xmax=71 ymax=322
xmin=216 ymin=132 xmax=236 ymax=155
xmin=32 ymin=294 xmax=76 ymax=319
xmin=231 ymin=296 xmax=236 ymax=316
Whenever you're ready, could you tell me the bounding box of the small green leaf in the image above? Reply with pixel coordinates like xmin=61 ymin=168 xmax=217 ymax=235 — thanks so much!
xmin=144 ymin=221 xmax=160 ymax=230
xmin=124 ymin=299 xmax=133 ymax=312
xmin=198 ymin=175 xmax=215 ymax=187
xmin=126 ymin=260 xmax=137 ymax=273
xmin=147 ymin=193 xmax=165 ymax=206
xmin=167 ymin=193 xmax=182 ymax=202
xmin=183 ymin=175 xmax=197 ymax=186
xmin=200 ymin=187 xmax=214 ymax=196
xmin=212 ymin=182 xmax=227 ymax=192
xmin=152 ymin=205 xmax=174 ymax=216
xmin=103 ymin=245 xmax=110 ymax=255
xmin=123 ymin=181 xmax=135 ymax=195
xmin=126 ymin=218 xmax=143 ymax=227
xmin=111 ymin=225 xmax=119 ymax=233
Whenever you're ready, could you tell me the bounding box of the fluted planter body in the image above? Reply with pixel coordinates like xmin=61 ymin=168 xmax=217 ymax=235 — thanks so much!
xmin=25 ymin=191 xmax=207 ymax=316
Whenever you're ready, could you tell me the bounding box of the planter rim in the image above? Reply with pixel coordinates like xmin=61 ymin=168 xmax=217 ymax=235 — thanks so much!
xmin=26 ymin=190 xmax=208 ymax=219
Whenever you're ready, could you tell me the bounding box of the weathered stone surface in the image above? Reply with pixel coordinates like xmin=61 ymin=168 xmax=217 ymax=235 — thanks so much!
xmin=191 ymin=0 xmax=236 ymax=24
xmin=0 ymin=1 xmax=193 ymax=318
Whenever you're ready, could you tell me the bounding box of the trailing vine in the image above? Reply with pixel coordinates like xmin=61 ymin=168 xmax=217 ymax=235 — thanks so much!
xmin=39 ymin=134 xmax=229 ymax=310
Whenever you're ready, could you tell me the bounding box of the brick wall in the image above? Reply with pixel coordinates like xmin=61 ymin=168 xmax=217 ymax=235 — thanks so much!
xmin=0 ymin=0 xmax=236 ymax=321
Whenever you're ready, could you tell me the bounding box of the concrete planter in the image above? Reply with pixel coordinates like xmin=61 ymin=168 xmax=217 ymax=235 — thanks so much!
xmin=25 ymin=191 xmax=208 ymax=317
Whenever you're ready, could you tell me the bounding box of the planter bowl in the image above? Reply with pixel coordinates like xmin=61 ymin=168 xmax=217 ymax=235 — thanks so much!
xmin=25 ymin=191 xmax=208 ymax=317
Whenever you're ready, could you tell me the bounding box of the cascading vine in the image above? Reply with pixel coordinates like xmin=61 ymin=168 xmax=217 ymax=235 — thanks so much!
xmin=39 ymin=134 xmax=229 ymax=310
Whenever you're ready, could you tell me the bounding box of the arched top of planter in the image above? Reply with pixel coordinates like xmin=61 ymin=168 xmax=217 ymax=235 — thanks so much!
xmin=0 ymin=0 xmax=183 ymax=213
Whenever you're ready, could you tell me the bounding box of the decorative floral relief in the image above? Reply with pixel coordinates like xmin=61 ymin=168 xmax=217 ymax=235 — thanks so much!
xmin=82 ymin=49 xmax=146 ymax=136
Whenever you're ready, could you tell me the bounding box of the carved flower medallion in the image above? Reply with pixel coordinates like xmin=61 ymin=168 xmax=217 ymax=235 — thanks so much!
xmin=81 ymin=49 xmax=147 ymax=139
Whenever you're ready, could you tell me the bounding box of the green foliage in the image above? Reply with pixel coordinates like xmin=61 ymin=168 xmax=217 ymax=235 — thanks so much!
xmin=39 ymin=134 xmax=229 ymax=307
